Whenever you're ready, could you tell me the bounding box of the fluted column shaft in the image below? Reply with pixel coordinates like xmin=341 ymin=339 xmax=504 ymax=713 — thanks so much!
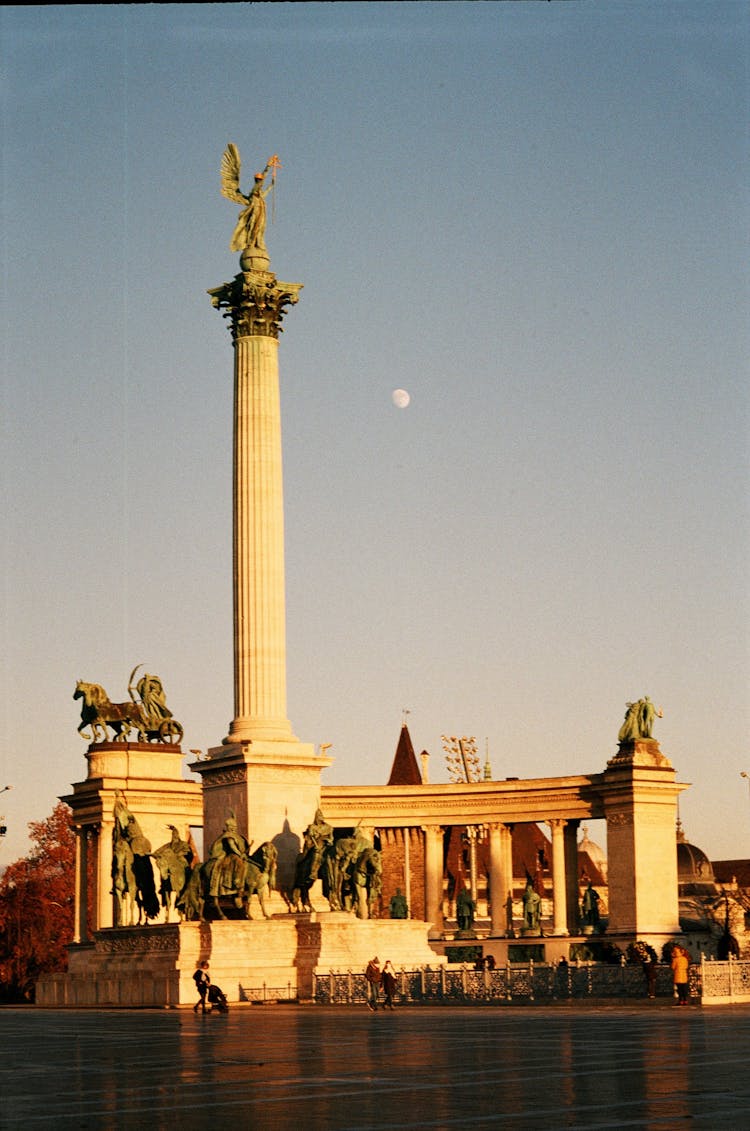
xmin=94 ymin=823 xmax=113 ymax=931
xmin=228 ymin=333 xmax=292 ymax=742
xmin=423 ymin=825 xmax=445 ymax=935
xmin=73 ymin=827 xmax=88 ymax=943
xmin=488 ymin=822 xmax=511 ymax=936
xmin=549 ymin=818 xmax=569 ymax=936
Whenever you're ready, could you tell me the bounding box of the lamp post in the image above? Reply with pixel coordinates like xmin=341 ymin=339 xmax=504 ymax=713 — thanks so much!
xmin=0 ymin=784 xmax=11 ymax=841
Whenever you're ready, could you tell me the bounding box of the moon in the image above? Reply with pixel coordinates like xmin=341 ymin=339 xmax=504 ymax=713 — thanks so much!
xmin=392 ymin=388 xmax=410 ymax=408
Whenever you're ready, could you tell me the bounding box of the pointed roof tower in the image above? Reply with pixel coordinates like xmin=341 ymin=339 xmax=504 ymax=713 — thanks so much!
xmin=387 ymin=725 xmax=423 ymax=785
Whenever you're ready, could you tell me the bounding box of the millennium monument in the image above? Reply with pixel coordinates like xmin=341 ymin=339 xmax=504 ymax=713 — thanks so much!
xmin=38 ymin=150 xmax=695 ymax=1007
xmin=40 ymin=147 xmax=438 ymax=1007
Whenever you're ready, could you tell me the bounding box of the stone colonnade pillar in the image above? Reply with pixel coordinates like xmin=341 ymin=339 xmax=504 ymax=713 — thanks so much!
xmin=563 ymin=819 xmax=581 ymax=934
xmin=423 ymin=825 xmax=444 ymax=937
xmin=92 ymin=822 xmax=113 ymax=933
xmin=548 ymin=819 xmax=569 ymax=936
xmin=488 ymin=822 xmax=513 ymax=936
xmin=73 ymin=826 xmax=89 ymax=943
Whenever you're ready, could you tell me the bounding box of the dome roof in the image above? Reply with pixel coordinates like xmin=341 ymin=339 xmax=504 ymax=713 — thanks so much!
xmin=676 ymin=823 xmax=719 ymax=896
xmin=677 ymin=840 xmax=715 ymax=884
xmin=578 ymin=826 xmax=607 ymax=883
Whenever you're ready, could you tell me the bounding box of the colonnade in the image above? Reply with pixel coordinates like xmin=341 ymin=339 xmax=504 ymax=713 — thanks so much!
xmin=397 ymin=819 xmax=583 ymax=937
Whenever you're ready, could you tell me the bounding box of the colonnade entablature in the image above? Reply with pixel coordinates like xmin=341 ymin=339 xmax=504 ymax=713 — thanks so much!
xmin=320 ymin=772 xmax=608 ymax=829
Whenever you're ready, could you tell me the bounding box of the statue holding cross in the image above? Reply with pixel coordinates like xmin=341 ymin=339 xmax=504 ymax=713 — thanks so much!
xmin=220 ymin=143 xmax=281 ymax=257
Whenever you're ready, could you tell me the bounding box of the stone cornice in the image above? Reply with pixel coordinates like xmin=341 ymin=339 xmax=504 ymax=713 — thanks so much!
xmin=321 ymin=773 xmax=610 ymax=826
xmin=208 ymin=269 xmax=302 ymax=340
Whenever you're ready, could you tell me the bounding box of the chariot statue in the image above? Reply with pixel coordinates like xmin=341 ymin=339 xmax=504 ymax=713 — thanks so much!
xmin=74 ymin=665 xmax=184 ymax=744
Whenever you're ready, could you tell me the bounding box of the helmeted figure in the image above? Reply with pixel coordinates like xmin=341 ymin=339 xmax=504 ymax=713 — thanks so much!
xmin=204 ymin=813 xmax=251 ymax=904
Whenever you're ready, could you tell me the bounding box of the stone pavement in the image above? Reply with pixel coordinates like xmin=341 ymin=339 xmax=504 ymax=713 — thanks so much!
xmin=1 ymin=1002 xmax=748 ymax=1129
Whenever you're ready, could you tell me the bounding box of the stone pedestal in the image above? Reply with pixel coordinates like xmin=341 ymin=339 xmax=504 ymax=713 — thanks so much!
xmin=61 ymin=742 xmax=202 ymax=937
xmin=36 ymin=914 xmax=444 ymax=1008
xmin=604 ymin=739 xmax=687 ymax=946
xmin=191 ymin=742 xmax=332 ymax=894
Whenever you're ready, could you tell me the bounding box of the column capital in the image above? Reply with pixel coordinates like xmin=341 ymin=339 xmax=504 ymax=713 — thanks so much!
xmin=547 ymin=818 xmax=568 ymax=832
xmin=421 ymin=824 xmax=444 ymax=839
xmin=208 ymin=270 xmax=302 ymax=340
xmin=486 ymin=821 xmax=508 ymax=834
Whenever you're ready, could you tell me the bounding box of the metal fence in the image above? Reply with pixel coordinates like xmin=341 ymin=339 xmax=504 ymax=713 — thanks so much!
xmin=700 ymin=956 xmax=750 ymax=1000
xmin=313 ymin=959 xmax=750 ymax=1006
xmin=239 ymin=983 xmax=297 ymax=1003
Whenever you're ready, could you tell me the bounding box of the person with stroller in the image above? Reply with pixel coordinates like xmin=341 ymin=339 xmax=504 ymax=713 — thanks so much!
xmin=192 ymin=960 xmax=229 ymax=1013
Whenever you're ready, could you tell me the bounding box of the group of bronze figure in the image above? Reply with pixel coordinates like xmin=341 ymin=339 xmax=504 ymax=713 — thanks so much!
xmin=110 ymin=798 xmax=382 ymax=928
xmin=75 ymin=667 xmax=184 ymax=745
xmin=100 ymin=681 xmax=659 ymax=928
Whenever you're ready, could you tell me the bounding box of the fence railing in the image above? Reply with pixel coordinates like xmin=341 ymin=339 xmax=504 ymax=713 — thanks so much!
xmin=239 ymin=983 xmax=296 ymax=1003
xmin=313 ymin=959 xmax=750 ymax=1006
xmin=700 ymin=956 xmax=750 ymax=1000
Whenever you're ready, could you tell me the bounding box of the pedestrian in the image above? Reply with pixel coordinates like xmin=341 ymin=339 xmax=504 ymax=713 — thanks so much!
xmin=193 ymin=960 xmax=210 ymax=1013
xmin=365 ymin=956 xmax=381 ymax=1011
xmin=382 ymin=960 xmax=397 ymax=1010
xmin=671 ymin=944 xmax=690 ymax=1006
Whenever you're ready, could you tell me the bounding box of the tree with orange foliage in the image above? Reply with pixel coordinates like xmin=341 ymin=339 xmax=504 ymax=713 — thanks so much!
xmin=0 ymin=802 xmax=75 ymax=1001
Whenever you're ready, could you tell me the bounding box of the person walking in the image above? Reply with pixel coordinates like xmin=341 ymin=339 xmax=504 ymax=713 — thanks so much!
xmin=193 ymin=961 xmax=210 ymax=1013
xmin=365 ymin=956 xmax=382 ymax=1011
xmin=671 ymin=944 xmax=690 ymax=1006
xmin=381 ymin=960 xmax=397 ymax=1010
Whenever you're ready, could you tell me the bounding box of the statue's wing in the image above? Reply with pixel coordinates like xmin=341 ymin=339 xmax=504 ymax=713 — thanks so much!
xmin=220 ymin=142 xmax=246 ymax=203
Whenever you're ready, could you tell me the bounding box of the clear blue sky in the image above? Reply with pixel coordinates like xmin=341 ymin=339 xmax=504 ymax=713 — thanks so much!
xmin=1 ymin=3 xmax=748 ymax=867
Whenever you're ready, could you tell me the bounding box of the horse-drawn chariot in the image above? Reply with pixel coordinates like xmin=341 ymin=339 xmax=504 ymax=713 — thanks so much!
xmin=74 ymin=665 xmax=184 ymax=744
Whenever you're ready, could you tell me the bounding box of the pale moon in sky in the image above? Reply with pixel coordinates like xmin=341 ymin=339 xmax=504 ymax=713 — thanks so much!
xmin=392 ymin=388 xmax=411 ymax=408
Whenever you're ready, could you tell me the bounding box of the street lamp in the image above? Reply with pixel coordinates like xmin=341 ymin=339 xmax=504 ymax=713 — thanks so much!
xmin=0 ymin=784 xmax=11 ymax=838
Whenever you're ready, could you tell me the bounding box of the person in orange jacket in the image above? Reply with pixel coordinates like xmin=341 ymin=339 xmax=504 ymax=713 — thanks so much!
xmin=671 ymin=944 xmax=690 ymax=1006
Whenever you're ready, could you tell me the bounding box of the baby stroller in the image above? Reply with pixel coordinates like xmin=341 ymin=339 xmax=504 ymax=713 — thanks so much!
xmin=207 ymin=984 xmax=229 ymax=1013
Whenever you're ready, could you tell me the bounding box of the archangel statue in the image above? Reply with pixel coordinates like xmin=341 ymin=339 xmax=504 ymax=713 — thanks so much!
xmin=220 ymin=142 xmax=279 ymax=255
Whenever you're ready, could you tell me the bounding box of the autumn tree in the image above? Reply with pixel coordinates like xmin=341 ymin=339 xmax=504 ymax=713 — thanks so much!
xmin=0 ymin=802 xmax=75 ymax=1001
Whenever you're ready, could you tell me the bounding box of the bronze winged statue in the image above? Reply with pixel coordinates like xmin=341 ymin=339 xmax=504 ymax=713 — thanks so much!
xmin=221 ymin=143 xmax=278 ymax=254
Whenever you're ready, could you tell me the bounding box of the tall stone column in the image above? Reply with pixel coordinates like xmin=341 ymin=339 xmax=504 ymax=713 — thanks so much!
xmin=200 ymin=264 xmax=330 ymax=875
xmin=209 ymin=269 xmax=302 ymax=744
xmin=548 ymin=819 xmax=569 ymax=936
xmin=423 ymin=825 xmax=445 ymax=937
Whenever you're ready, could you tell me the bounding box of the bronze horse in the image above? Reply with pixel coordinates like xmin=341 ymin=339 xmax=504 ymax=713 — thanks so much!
xmin=178 ymin=842 xmax=277 ymax=922
xmin=74 ymin=681 xmax=139 ymax=743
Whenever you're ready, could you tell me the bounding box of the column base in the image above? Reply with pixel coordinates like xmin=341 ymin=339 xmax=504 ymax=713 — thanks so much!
xmin=223 ymin=717 xmax=297 ymax=745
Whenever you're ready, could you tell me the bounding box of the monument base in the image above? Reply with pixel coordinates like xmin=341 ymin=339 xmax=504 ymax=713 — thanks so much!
xmin=36 ymin=914 xmax=444 ymax=1008
xmin=191 ymin=740 xmax=333 ymax=894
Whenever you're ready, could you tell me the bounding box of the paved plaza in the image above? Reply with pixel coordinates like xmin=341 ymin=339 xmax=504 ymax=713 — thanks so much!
xmin=1 ymin=1003 xmax=748 ymax=1129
